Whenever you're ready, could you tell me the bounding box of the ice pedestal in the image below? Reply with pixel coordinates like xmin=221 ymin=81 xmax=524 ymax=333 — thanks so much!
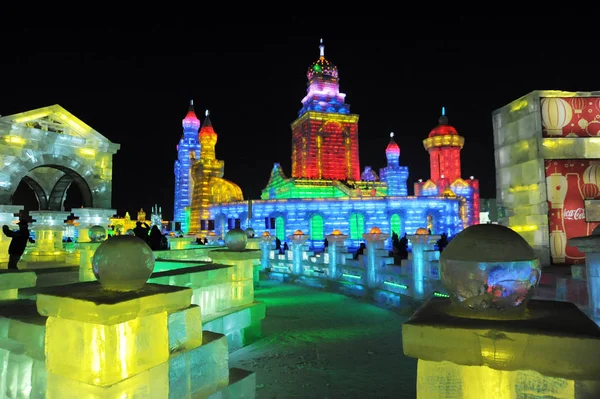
xmin=0 ymin=205 xmax=23 ymax=268
xmin=403 ymin=297 xmax=600 ymax=398
xmin=569 ymin=234 xmax=600 ymax=321
xmin=288 ymin=231 xmax=309 ymax=276
xmin=259 ymin=232 xmax=275 ymax=271
xmin=71 ymin=207 xmax=115 ymax=243
xmin=363 ymin=229 xmax=390 ymax=289
xmin=22 ymin=211 xmax=71 ymax=265
xmin=325 ymin=231 xmax=349 ymax=280
xmin=407 ymin=232 xmax=440 ymax=300
xmin=209 ymin=249 xmax=259 ymax=307
xmin=75 ymin=241 xmax=102 ymax=282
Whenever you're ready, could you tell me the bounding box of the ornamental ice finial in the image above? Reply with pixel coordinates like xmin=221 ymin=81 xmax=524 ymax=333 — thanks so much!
xmin=205 ymin=109 xmax=209 ymax=117
xmin=319 ymin=38 xmax=325 ymax=58
xmin=442 ymin=106 xmax=445 ymax=116
xmin=190 ymin=99 xmax=194 ymax=106
xmin=390 ymin=132 xmax=394 ymax=138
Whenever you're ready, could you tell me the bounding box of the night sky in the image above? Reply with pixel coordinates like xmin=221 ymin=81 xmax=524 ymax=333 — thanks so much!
xmin=1 ymin=18 xmax=594 ymax=220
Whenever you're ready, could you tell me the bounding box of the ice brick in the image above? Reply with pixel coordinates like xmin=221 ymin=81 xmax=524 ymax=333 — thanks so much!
xmin=403 ymin=298 xmax=600 ymax=380
xmin=169 ymin=331 xmax=229 ymax=399
xmin=168 ymin=304 xmax=202 ymax=354
xmin=417 ymin=359 xmax=574 ymax=399
xmin=0 ymin=270 xmax=36 ymax=291
xmin=45 ymin=311 xmax=169 ymax=387
xmin=207 ymin=367 xmax=256 ymax=399
xmin=191 ymin=283 xmax=232 ymax=316
xmin=231 ymin=279 xmax=254 ymax=308
xmin=46 ymin=361 xmax=169 ymax=399
xmin=36 ymin=282 xmax=192 ymax=325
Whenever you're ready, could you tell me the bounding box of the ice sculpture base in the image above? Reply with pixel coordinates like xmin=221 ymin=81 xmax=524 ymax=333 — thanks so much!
xmin=403 ymin=297 xmax=600 ymax=398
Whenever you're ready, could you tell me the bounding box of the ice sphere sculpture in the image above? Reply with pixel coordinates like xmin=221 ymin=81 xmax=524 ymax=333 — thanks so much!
xmin=440 ymin=224 xmax=541 ymax=314
xmin=244 ymin=227 xmax=255 ymax=238
xmin=88 ymin=225 xmax=106 ymax=242
xmin=225 ymin=228 xmax=247 ymax=251
xmin=92 ymin=235 xmax=155 ymax=291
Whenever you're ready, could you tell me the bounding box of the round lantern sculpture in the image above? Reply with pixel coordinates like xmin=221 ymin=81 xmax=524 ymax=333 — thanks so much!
xmin=91 ymin=235 xmax=155 ymax=292
xmin=225 ymin=228 xmax=248 ymax=251
xmin=440 ymin=224 xmax=541 ymax=317
xmin=88 ymin=225 xmax=107 ymax=242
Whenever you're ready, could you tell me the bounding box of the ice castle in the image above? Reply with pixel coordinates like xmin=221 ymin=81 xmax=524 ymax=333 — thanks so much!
xmin=174 ymin=40 xmax=480 ymax=245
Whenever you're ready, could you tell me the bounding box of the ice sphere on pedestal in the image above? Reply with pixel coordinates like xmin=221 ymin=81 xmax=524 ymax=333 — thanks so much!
xmin=224 ymin=228 xmax=247 ymax=251
xmin=91 ymin=235 xmax=155 ymax=291
xmin=440 ymin=224 xmax=541 ymax=315
xmin=87 ymin=225 xmax=106 ymax=242
xmin=244 ymin=227 xmax=255 ymax=238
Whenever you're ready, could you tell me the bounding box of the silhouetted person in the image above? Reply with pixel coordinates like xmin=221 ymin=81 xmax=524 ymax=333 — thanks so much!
xmin=280 ymin=241 xmax=289 ymax=254
xmin=354 ymin=242 xmax=366 ymax=260
xmin=149 ymin=225 xmax=162 ymax=251
xmin=196 ymin=237 xmax=205 ymax=245
xmin=2 ymin=220 xmax=34 ymax=270
xmin=437 ymin=232 xmax=449 ymax=253
xmin=133 ymin=221 xmax=150 ymax=243
xmin=324 ymin=238 xmax=329 ymax=249
xmin=275 ymin=237 xmax=282 ymax=251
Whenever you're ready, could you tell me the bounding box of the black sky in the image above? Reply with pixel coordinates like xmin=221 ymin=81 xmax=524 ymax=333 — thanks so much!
xmin=1 ymin=18 xmax=594 ymax=220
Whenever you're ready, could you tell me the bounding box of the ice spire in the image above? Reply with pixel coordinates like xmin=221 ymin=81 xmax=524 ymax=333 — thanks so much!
xmin=439 ymin=106 xmax=448 ymax=125
xmin=319 ymin=38 xmax=325 ymax=58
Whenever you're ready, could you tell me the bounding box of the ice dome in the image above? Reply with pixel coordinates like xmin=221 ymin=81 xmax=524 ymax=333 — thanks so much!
xmin=440 ymin=224 xmax=541 ymax=315
xmin=307 ymin=39 xmax=338 ymax=80
xmin=428 ymin=115 xmax=458 ymax=138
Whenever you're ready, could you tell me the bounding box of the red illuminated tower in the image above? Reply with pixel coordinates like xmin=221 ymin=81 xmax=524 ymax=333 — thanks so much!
xmin=290 ymin=39 xmax=360 ymax=181
xmin=424 ymin=107 xmax=464 ymax=184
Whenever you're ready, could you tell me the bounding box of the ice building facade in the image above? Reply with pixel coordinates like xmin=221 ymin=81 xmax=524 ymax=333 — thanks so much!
xmin=0 ymin=104 xmax=120 ymax=210
xmin=205 ymin=40 xmax=479 ymax=246
xmin=173 ymin=100 xmax=202 ymax=233
xmin=494 ymin=90 xmax=600 ymax=266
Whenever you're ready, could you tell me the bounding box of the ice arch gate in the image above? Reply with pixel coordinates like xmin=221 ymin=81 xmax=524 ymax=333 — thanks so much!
xmin=0 ymin=105 xmax=120 ymax=210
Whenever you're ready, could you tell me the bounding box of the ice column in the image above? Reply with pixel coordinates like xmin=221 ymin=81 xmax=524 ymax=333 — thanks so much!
xmin=259 ymin=231 xmax=275 ymax=270
xmin=407 ymin=229 xmax=440 ymax=299
xmin=362 ymin=227 xmax=390 ymax=289
xmin=325 ymin=230 xmax=349 ymax=280
xmin=23 ymin=211 xmax=71 ymax=264
xmin=288 ymin=230 xmax=309 ymax=276
xmin=72 ymin=207 xmax=115 ymax=243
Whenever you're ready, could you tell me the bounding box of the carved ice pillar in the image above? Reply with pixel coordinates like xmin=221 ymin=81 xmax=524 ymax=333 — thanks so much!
xmin=407 ymin=228 xmax=440 ymax=300
xmin=0 ymin=205 xmax=23 ymax=267
xmin=362 ymin=227 xmax=390 ymax=289
xmin=325 ymin=230 xmax=349 ymax=280
xmin=72 ymin=208 xmax=115 ymax=243
xmin=288 ymin=230 xmax=309 ymax=276
xmin=259 ymin=232 xmax=275 ymax=270
xmin=23 ymin=211 xmax=71 ymax=263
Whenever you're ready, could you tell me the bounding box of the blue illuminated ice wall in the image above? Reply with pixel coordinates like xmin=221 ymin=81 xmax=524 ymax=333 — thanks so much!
xmin=174 ymin=100 xmax=201 ymax=233
xmin=209 ymin=196 xmax=462 ymax=249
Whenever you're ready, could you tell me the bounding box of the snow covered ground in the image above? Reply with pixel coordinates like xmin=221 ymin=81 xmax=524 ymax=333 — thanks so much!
xmin=229 ymin=281 xmax=418 ymax=399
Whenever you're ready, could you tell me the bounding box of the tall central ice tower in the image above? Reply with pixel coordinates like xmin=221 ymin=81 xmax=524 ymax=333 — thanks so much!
xmin=290 ymin=39 xmax=360 ymax=181
xmin=173 ymin=100 xmax=201 ymax=233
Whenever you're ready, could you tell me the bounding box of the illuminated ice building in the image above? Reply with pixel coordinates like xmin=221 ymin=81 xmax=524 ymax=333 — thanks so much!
xmin=203 ymin=40 xmax=479 ymax=246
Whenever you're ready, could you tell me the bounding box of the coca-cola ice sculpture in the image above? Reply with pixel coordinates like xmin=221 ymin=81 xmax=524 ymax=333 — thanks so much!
xmin=440 ymin=224 xmax=541 ymax=316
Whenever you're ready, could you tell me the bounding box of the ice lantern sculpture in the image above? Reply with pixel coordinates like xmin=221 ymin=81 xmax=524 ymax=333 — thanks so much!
xmin=440 ymin=224 xmax=541 ymax=317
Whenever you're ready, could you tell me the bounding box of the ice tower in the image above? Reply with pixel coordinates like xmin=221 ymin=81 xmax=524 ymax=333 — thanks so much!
xmin=174 ymin=100 xmax=201 ymax=233
xmin=415 ymin=108 xmax=480 ymax=227
xmin=189 ymin=111 xmax=243 ymax=235
xmin=291 ymin=39 xmax=360 ymax=181
xmin=379 ymin=132 xmax=409 ymax=196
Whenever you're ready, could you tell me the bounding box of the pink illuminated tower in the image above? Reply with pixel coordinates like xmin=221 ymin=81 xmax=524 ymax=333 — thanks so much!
xmin=415 ymin=108 xmax=480 ymax=227
xmin=290 ymin=39 xmax=360 ymax=181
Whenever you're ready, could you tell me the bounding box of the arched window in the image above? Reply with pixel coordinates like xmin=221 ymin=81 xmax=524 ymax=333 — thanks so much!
xmin=310 ymin=214 xmax=324 ymax=240
xmin=349 ymin=213 xmax=365 ymax=240
xmin=275 ymin=216 xmax=285 ymax=240
xmin=390 ymin=214 xmax=401 ymax=236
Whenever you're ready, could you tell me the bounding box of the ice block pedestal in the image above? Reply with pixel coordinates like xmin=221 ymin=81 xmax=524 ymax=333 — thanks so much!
xmin=21 ymin=211 xmax=71 ymax=267
xmin=0 ymin=205 xmax=23 ymax=268
xmin=167 ymin=236 xmax=195 ymax=250
xmin=0 ymin=269 xmax=37 ymax=300
xmin=325 ymin=230 xmax=349 ymax=280
xmin=209 ymin=249 xmax=260 ymax=308
xmin=403 ymin=224 xmax=600 ymax=398
xmin=407 ymin=228 xmax=440 ymax=300
xmin=362 ymin=227 xmax=390 ymax=289
xmin=569 ymin=230 xmax=600 ymax=321
xmin=288 ymin=230 xmax=310 ymax=276
xmin=72 ymin=207 xmax=115 ymax=244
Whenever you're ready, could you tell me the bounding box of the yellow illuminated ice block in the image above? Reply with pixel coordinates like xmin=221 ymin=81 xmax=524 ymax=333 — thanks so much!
xmin=209 ymin=249 xmax=260 ymax=282
xmin=403 ymin=298 xmax=600 ymax=398
xmin=0 ymin=271 xmax=36 ymax=300
xmin=168 ymin=304 xmax=202 ymax=353
xmin=46 ymin=362 xmax=169 ymax=399
xmin=36 ymin=282 xmax=192 ymax=387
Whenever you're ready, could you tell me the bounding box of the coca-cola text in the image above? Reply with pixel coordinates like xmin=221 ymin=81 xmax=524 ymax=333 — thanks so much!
xmin=563 ymin=208 xmax=585 ymax=221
